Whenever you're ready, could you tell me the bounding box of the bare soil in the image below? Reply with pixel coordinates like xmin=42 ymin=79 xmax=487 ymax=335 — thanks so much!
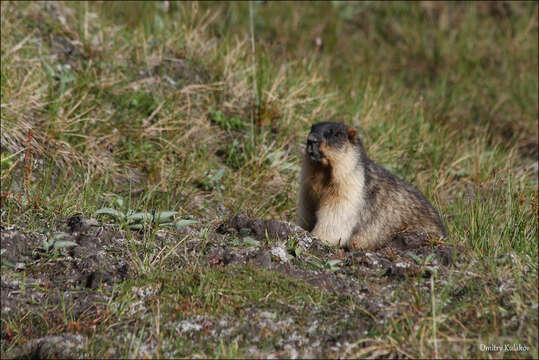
xmin=1 ymin=213 xmax=459 ymax=358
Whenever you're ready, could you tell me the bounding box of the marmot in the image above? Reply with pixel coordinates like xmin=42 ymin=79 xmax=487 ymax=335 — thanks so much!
xmin=297 ymin=121 xmax=446 ymax=250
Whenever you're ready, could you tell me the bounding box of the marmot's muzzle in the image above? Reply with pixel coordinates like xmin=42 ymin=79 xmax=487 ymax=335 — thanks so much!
xmin=307 ymin=133 xmax=324 ymax=162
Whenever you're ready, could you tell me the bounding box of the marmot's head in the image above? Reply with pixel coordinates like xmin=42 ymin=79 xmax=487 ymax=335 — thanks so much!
xmin=306 ymin=122 xmax=359 ymax=166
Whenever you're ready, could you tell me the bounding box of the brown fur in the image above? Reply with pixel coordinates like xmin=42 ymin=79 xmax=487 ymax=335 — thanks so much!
xmin=298 ymin=122 xmax=446 ymax=250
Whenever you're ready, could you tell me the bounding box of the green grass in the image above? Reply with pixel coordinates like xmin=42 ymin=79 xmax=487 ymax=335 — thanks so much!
xmin=1 ymin=1 xmax=537 ymax=358
xmin=129 ymin=266 xmax=327 ymax=315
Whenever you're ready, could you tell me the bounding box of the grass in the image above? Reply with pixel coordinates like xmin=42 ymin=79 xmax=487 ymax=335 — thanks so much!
xmin=1 ymin=1 xmax=537 ymax=358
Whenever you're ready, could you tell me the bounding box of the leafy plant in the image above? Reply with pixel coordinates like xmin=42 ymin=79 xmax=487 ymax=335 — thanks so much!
xmin=95 ymin=196 xmax=196 ymax=230
xmin=197 ymin=168 xmax=226 ymax=191
xmin=210 ymin=108 xmax=248 ymax=131
xmin=407 ymin=251 xmax=438 ymax=276
xmin=326 ymin=259 xmax=343 ymax=272
xmin=286 ymin=236 xmax=302 ymax=258
xmin=242 ymin=236 xmax=261 ymax=247
xmin=223 ymin=139 xmax=259 ymax=170
xmin=304 ymin=255 xmax=342 ymax=272
xmin=43 ymin=61 xmax=75 ymax=86
xmin=38 ymin=232 xmax=78 ymax=252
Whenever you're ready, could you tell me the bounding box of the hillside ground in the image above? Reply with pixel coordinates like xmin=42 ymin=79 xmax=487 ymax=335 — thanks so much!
xmin=1 ymin=2 xmax=537 ymax=358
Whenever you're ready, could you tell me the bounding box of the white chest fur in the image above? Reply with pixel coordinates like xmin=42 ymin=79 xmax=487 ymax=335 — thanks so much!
xmin=311 ymin=150 xmax=366 ymax=247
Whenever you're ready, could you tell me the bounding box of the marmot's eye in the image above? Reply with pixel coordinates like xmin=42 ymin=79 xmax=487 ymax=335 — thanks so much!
xmin=325 ymin=129 xmax=337 ymax=138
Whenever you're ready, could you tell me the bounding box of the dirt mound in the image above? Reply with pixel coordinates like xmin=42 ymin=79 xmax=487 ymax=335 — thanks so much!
xmin=2 ymin=213 xmax=459 ymax=358
xmin=214 ymin=213 xmax=457 ymax=309
xmin=217 ymin=213 xmax=310 ymax=242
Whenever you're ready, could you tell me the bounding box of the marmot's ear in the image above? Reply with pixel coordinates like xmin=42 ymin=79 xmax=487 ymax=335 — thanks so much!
xmin=347 ymin=127 xmax=357 ymax=144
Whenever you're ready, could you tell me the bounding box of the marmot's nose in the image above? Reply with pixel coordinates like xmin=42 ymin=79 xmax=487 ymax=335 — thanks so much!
xmin=307 ymin=133 xmax=321 ymax=145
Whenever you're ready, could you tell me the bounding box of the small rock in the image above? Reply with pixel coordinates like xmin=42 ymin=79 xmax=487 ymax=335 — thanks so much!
xmin=270 ymin=245 xmax=289 ymax=263
xmin=85 ymin=218 xmax=99 ymax=227
xmin=382 ymin=264 xmax=407 ymax=280
xmin=132 ymin=284 xmax=160 ymax=298
xmin=207 ymin=246 xmax=235 ymax=267
xmin=252 ymin=250 xmax=272 ymax=269
xmin=179 ymin=319 xmax=202 ymax=333
xmin=67 ymin=215 xmax=84 ymax=233
xmin=155 ymin=229 xmax=167 ymax=240
xmin=8 ymin=334 xmax=85 ymax=359
xmin=259 ymin=311 xmax=276 ymax=320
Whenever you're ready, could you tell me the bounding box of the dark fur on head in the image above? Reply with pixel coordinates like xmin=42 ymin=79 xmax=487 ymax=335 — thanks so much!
xmin=306 ymin=122 xmax=362 ymax=163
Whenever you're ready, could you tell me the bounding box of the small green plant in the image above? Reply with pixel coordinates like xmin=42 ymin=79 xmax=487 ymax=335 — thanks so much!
xmin=223 ymin=139 xmax=259 ymax=170
xmin=326 ymin=259 xmax=343 ymax=272
xmin=286 ymin=236 xmax=302 ymax=258
xmin=304 ymin=255 xmax=342 ymax=272
xmin=209 ymin=108 xmax=248 ymax=131
xmin=95 ymin=196 xmax=196 ymax=230
xmin=42 ymin=62 xmax=76 ymax=95
xmin=242 ymin=236 xmax=260 ymax=247
xmin=197 ymin=168 xmax=225 ymax=191
xmin=1 ymin=151 xmax=17 ymax=173
xmin=231 ymin=228 xmax=261 ymax=247
xmin=0 ymin=249 xmax=15 ymax=269
xmin=38 ymin=232 xmax=78 ymax=252
xmin=407 ymin=251 xmax=437 ymax=276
